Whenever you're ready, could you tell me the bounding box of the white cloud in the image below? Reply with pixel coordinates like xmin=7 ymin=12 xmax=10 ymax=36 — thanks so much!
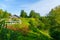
xmin=26 ymin=0 xmax=60 ymax=16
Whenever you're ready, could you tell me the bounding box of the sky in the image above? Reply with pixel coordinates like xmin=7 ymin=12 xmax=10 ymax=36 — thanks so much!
xmin=0 ymin=0 xmax=60 ymax=16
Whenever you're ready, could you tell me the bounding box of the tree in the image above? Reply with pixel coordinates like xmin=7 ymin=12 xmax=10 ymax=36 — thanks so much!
xmin=3 ymin=11 xmax=11 ymax=18
xmin=49 ymin=25 xmax=60 ymax=40
xmin=0 ymin=9 xmax=4 ymax=18
xmin=48 ymin=6 xmax=60 ymax=40
xmin=48 ymin=6 xmax=60 ymax=24
xmin=29 ymin=10 xmax=35 ymax=17
xmin=29 ymin=10 xmax=40 ymax=18
xmin=20 ymin=10 xmax=27 ymax=18
xmin=0 ymin=9 xmax=11 ymax=18
xmin=39 ymin=16 xmax=51 ymax=30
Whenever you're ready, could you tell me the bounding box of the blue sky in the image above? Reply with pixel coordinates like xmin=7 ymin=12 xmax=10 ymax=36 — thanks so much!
xmin=0 ymin=0 xmax=60 ymax=16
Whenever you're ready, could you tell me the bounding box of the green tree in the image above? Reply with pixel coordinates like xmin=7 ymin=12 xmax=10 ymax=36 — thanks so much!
xmin=29 ymin=10 xmax=40 ymax=18
xmin=48 ymin=6 xmax=60 ymax=40
xmin=49 ymin=25 xmax=60 ymax=40
xmin=48 ymin=6 xmax=60 ymax=24
xmin=39 ymin=16 xmax=51 ymax=30
xmin=0 ymin=9 xmax=4 ymax=18
xmin=3 ymin=11 xmax=11 ymax=18
xmin=20 ymin=10 xmax=27 ymax=18
xmin=0 ymin=9 xmax=11 ymax=18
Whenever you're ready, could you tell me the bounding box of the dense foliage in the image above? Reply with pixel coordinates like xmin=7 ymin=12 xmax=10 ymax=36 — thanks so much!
xmin=0 ymin=6 xmax=60 ymax=40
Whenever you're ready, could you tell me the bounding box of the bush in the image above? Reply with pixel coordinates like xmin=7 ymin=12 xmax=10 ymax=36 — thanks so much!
xmin=49 ymin=26 xmax=60 ymax=40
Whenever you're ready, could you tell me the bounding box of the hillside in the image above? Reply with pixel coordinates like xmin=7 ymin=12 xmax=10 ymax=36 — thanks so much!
xmin=0 ymin=6 xmax=60 ymax=40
